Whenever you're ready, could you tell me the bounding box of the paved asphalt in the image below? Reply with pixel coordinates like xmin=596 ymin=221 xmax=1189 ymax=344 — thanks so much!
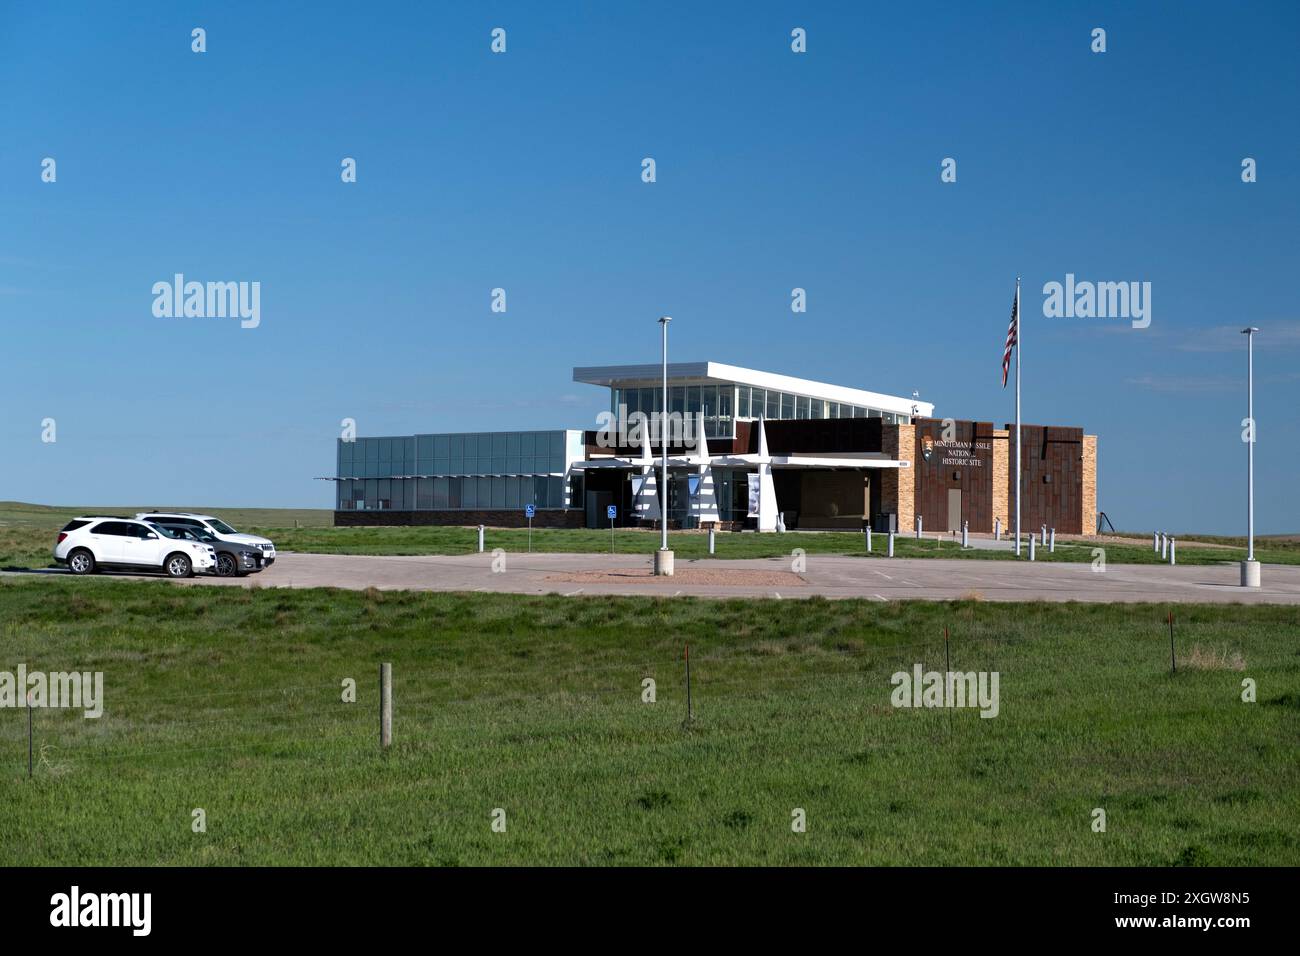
xmin=10 ymin=552 xmax=1300 ymax=603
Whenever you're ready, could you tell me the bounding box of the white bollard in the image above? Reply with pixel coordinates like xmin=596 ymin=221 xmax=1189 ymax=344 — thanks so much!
xmin=865 ymin=527 xmax=872 ymax=553
xmin=1161 ymin=534 xmax=1168 ymax=560
xmin=1049 ymin=528 xmax=1055 ymax=553
xmin=888 ymin=531 xmax=895 ymax=557
xmin=1169 ymin=537 xmax=1176 ymax=566
xmin=708 ymin=526 xmax=715 ymax=555
xmin=994 ymin=517 xmax=1001 ymax=541
xmin=1152 ymin=531 xmax=1159 ymax=553
xmin=1028 ymin=533 xmax=1036 ymax=561
xmin=962 ymin=520 xmax=969 ymax=549
xmin=478 ymin=525 xmax=485 ymax=553
xmin=916 ymin=515 xmax=923 ymax=539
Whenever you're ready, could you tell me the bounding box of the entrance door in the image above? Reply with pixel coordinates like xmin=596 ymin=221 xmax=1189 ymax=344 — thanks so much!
xmin=947 ymin=489 xmax=962 ymax=533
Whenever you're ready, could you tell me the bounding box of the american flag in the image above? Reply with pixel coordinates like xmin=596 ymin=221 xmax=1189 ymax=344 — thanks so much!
xmin=1001 ymin=287 xmax=1018 ymax=388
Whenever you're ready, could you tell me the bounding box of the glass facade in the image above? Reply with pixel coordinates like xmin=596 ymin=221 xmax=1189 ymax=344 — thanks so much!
xmin=610 ymin=382 xmax=910 ymax=439
xmin=336 ymin=431 xmax=572 ymax=512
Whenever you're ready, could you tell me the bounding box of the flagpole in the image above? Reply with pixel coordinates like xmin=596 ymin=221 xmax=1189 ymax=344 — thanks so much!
xmin=1014 ymin=276 xmax=1022 ymax=556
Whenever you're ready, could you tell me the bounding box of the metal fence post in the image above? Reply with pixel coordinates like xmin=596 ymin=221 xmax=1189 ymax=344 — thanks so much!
xmin=380 ymin=662 xmax=392 ymax=749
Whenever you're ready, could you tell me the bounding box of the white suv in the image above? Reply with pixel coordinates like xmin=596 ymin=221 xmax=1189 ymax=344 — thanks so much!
xmin=55 ymin=518 xmax=217 ymax=578
xmin=134 ymin=512 xmax=276 ymax=566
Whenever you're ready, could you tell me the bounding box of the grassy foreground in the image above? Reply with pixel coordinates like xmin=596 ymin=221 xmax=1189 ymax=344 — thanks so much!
xmin=1 ymin=579 xmax=1296 ymax=866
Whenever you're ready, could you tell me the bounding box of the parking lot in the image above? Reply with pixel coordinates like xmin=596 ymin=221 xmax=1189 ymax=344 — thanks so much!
xmin=11 ymin=551 xmax=1300 ymax=604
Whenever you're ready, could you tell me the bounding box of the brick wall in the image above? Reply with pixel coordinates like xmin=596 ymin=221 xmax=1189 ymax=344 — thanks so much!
xmin=1007 ymin=424 xmax=1088 ymax=536
xmin=911 ymin=418 xmax=997 ymax=533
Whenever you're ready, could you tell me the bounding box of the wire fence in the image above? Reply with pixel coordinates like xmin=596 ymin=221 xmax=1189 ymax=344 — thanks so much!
xmin=2 ymin=615 xmax=1251 ymax=777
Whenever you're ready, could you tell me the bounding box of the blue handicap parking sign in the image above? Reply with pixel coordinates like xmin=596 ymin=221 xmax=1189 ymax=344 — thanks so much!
xmin=525 ymin=504 xmax=536 ymax=518
xmin=607 ymin=505 xmax=617 ymax=519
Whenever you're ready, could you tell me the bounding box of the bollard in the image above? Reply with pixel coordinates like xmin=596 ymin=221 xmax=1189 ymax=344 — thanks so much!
xmin=1152 ymin=531 xmax=1159 ymax=553
xmin=1028 ymin=532 xmax=1036 ymax=561
xmin=1041 ymin=524 xmax=1047 ymax=545
xmin=916 ymin=515 xmax=923 ymax=539
xmin=478 ymin=525 xmax=485 ymax=553
xmin=961 ymin=520 xmax=968 ymax=549
xmin=708 ymin=526 xmax=715 ymax=555
xmin=1049 ymin=528 xmax=1055 ymax=553
xmin=865 ymin=527 xmax=872 ymax=553
xmin=1161 ymin=533 xmax=1168 ymax=560
xmin=1169 ymin=537 xmax=1176 ymax=566
xmin=994 ymin=517 xmax=1001 ymax=541
xmin=888 ymin=531 xmax=895 ymax=557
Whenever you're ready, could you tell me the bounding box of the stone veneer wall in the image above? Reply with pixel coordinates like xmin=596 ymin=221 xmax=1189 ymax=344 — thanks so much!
xmin=992 ymin=428 xmax=1010 ymax=533
xmin=880 ymin=424 xmax=915 ymax=533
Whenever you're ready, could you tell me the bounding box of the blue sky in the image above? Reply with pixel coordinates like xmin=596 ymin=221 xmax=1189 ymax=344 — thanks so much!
xmin=2 ymin=1 xmax=1297 ymax=533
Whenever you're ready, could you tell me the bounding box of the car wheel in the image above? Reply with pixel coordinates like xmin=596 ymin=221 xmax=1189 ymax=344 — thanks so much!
xmin=67 ymin=548 xmax=96 ymax=575
xmin=215 ymin=552 xmax=238 ymax=577
xmin=164 ymin=552 xmax=193 ymax=578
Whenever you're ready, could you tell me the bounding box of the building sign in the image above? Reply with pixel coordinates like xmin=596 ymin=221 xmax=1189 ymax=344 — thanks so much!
xmin=931 ymin=439 xmax=991 ymax=468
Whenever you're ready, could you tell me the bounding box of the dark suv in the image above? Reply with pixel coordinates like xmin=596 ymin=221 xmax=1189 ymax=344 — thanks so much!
xmin=158 ymin=525 xmax=265 ymax=577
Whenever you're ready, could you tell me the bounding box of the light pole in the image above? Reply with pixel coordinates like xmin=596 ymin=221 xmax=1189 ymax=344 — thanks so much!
xmin=654 ymin=316 xmax=674 ymax=576
xmin=1241 ymin=326 xmax=1260 ymax=587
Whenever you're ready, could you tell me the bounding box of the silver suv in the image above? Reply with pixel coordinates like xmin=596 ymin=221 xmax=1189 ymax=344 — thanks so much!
xmin=134 ymin=512 xmax=276 ymax=566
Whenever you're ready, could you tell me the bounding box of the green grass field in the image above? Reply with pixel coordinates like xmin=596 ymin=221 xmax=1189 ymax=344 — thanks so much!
xmin=2 ymin=579 xmax=1296 ymax=866
xmin=4 ymin=500 xmax=1297 ymax=569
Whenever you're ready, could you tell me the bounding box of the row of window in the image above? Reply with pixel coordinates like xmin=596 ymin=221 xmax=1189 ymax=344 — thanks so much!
xmin=612 ymin=383 xmax=910 ymax=432
xmin=338 ymin=457 xmax=567 ymax=479
xmin=735 ymin=386 xmax=907 ymax=423
xmin=336 ymin=476 xmax=567 ymax=511
xmin=339 ymin=432 xmax=568 ymax=462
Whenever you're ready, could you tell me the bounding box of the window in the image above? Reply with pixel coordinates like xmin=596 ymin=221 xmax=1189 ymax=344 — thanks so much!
xmin=882 ymin=412 xmax=897 ymax=424
xmin=780 ymin=393 xmax=794 ymax=419
xmin=91 ymin=522 xmax=131 ymax=536
xmin=737 ymin=386 xmax=750 ymax=418
xmin=766 ymin=390 xmax=779 ymax=419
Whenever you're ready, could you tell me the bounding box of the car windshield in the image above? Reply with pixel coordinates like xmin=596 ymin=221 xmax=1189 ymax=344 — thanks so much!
xmin=149 ymin=523 xmax=183 ymax=539
xmin=207 ymin=519 xmax=237 ymax=534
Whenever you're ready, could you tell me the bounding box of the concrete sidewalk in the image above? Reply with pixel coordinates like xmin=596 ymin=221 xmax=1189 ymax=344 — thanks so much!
xmin=9 ymin=551 xmax=1298 ymax=603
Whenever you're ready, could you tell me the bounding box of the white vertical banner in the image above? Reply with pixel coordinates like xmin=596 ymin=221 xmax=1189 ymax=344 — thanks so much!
xmin=747 ymin=474 xmax=760 ymax=517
